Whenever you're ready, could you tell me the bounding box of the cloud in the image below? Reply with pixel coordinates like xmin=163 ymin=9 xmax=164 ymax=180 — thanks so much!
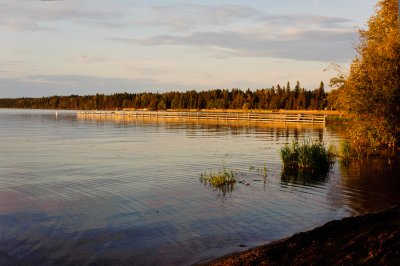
xmin=1 ymin=2 xmax=357 ymax=62
xmin=74 ymin=55 xmax=106 ymax=63
xmin=140 ymin=4 xmax=353 ymax=31
xmin=0 ymin=60 xmax=26 ymax=75
xmin=257 ymin=14 xmax=352 ymax=28
xmin=0 ymin=60 xmax=24 ymax=67
xmin=109 ymin=4 xmax=357 ymax=62
xmin=0 ymin=74 xmax=188 ymax=98
xmin=138 ymin=4 xmax=259 ymax=31
xmin=114 ymin=28 xmax=356 ymax=62
xmin=0 ymin=1 xmax=360 ymax=96
xmin=0 ymin=2 xmax=353 ymax=32
xmin=26 ymin=74 xmax=159 ymax=88
xmin=0 ymin=1 xmax=129 ymax=32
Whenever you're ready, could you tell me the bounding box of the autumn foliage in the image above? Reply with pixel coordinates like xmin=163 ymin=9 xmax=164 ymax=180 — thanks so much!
xmin=343 ymin=0 xmax=400 ymax=152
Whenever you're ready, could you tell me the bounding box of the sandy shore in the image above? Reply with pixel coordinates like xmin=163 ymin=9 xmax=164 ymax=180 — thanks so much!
xmin=202 ymin=206 xmax=400 ymax=265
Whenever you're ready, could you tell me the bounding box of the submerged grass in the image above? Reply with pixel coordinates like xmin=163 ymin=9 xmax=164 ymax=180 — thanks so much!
xmin=280 ymin=139 xmax=335 ymax=180
xmin=249 ymin=164 xmax=268 ymax=179
xmin=200 ymin=163 xmax=237 ymax=195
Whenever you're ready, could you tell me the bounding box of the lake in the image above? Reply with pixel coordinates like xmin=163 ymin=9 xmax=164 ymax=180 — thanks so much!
xmin=0 ymin=109 xmax=399 ymax=265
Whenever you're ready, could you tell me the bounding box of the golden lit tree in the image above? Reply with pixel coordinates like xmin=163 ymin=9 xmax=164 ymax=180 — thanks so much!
xmin=344 ymin=0 xmax=400 ymax=152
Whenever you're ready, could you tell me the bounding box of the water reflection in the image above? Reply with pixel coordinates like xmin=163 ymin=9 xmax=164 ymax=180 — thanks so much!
xmin=281 ymin=167 xmax=331 ymax=186
xmin=1 ymin=109 xmax=399 ymax=265
xmin=200 ymin=178 xmax=236 ymax=197
xmin=338 ymin=156 xmax=400 ymax=214
xmin=77 ymin=114 xmax=325 ymax=139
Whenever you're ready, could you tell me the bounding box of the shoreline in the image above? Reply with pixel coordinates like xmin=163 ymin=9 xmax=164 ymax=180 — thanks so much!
xmin=201 ymin=206 xmax=400 ymax=265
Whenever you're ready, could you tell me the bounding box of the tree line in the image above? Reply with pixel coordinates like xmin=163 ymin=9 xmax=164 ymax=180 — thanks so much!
xmin=0 ymin=82 xmax=329 ymax=111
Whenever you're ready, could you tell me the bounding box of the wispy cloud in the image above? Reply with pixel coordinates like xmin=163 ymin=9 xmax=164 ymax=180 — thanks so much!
xmin=1 ymin=1 xmax=367 ymax=97
xmin=0 ymin=74 xmax=178 ymax=98
xmin=113 ymin=28 xmax=356 ymax=62
xmin=138 ymin=4 xmax=259 ymax=31
xmin=257 ymin=14 xmax=352 ymax=28
xmin=110 ymin=4 xmax=356 ymax=62
xmin=142 ymin=4 xmax=353 ymax=31
xmin=1 ymin=1 xmax=356 ymax=62
xmin=0 ymin=2 xmax=354 ymax=32
xmin=0 ymin=60 xmax=28 ymax=76
xmin=0 ymin=1 xmax=129 ymax=32
xmin=74 ymin=55 xmax=106 ymax=63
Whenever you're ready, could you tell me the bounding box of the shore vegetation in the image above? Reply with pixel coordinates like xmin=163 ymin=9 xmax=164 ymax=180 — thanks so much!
xmin=329 ymin=0 xmax=400 ymax=153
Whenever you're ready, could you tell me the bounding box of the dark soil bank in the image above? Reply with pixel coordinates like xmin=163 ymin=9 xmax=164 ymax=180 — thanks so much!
xmin=203 ymin=206 xmax=400 ymax=266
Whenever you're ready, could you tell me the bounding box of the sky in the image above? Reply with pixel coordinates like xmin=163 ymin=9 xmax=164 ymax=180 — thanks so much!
xmin=0 ymin=0 xmax=377 ymax=98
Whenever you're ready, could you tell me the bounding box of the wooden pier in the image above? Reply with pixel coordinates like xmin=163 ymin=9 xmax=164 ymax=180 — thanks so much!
xmin=77 ymin=110 xmax=326 ymax=125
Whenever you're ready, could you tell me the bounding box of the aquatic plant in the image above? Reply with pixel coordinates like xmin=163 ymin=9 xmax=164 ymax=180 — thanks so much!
xmin=262 ymin=164 xmax=268 ymax=179
xmin=280 ymin=139 xmax=335 ymax=176
xmin=200 ymin=163 xmax=238 ymax=195
xmin=200 ymin=162 xmax=270 ymax=196
xmin=337 ymin=139 xmax=354 ymax=160
xmin=249 ymin=164 xmax=268 ymax=178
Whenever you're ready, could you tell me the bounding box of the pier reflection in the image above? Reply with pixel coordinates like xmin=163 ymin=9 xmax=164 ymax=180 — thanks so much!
xmin=77 ymin=113 xmax=325 ymax=142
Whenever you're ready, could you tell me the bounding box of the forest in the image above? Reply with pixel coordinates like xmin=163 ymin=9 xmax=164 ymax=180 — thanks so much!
xmin=0 ymin=81 xmax=329 ymax=111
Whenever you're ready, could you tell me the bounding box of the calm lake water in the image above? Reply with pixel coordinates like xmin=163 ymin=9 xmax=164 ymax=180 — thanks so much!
xmin=0 ymin=109 xmax=399 ymax=265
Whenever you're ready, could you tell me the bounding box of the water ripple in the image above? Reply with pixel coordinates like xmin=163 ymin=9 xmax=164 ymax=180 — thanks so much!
xmin=0 ymin=109 xmax=399 ymax=265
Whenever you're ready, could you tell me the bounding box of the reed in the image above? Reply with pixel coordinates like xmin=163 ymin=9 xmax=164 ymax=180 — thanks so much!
xmin=280 ymin=139 xmax=335 ymax=175
xmin=337 ymin=139 xmax=354 ymax=160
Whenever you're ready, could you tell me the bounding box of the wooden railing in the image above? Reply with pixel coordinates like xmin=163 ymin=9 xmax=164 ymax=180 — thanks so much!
xmin=77 ymin=110 xmax=326 ymax=125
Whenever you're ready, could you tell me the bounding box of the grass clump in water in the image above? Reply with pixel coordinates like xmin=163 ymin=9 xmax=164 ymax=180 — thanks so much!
xmin=280 ymin=139 xmax=335 ymax=177
xmin=200 ymin=163 xmax=237 ymax=195
xmin=337 ymin=139 xmax=357 ymax=161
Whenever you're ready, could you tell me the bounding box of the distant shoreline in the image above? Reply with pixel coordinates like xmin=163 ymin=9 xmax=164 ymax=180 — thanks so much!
xmin=1 ymin=108 xmax=350 ymax=123
xmin=0 ymin=107 xmax=345 ymax=115
xmin=202 ymin=206 xmax=400 ymax=265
